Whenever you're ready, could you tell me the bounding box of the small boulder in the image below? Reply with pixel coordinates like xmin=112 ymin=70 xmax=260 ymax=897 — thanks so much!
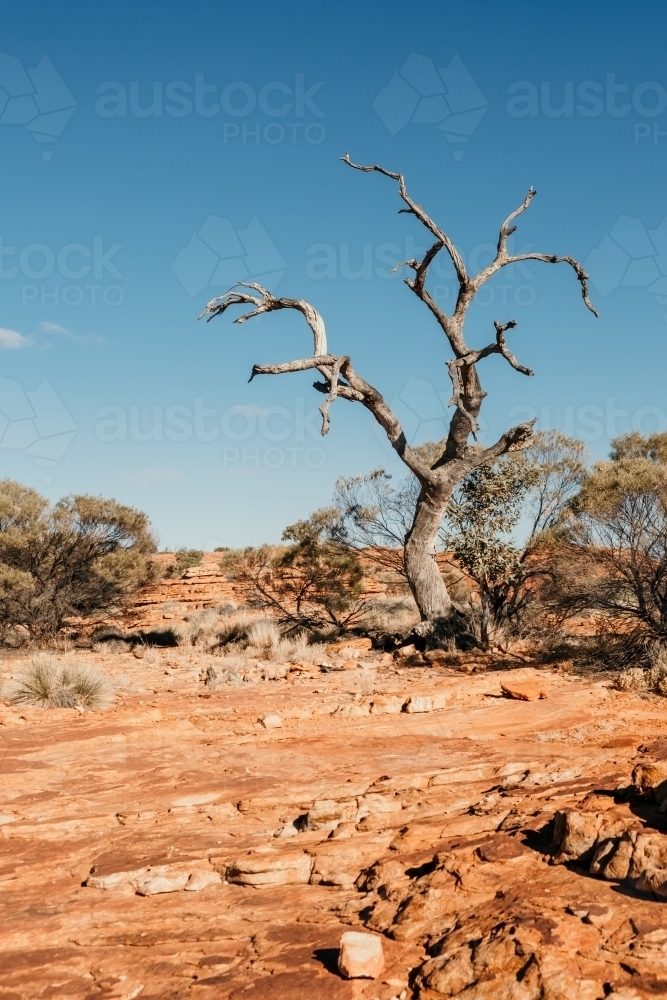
xmin=632 ymin=760 xmax=667 ymax=806
xmin=404 ymin=693 xmax=447 ymax=713
xmin=500 ymin=677 xmax=550 ymax=701
xmin=333 ymin=703 xmax=369 ymax=718
xmin=260 ymin=713 xmax=283 ymax=729
xmin=370 ymin=696 xmax=405 ymax=715
xmin=306 ymin=798 xmax=357 ymax=831
xmin=338 ymin=931 xmax=384 ymax=979
xmin=199 ymin=801 xmax=239 ymax=821
xmin=634 ymin=866 xmax=667 ymax=897
xmin=135 ymin=872 xmax=190 ymax=895
xmin=224 ymin=850 xmax=313 ymax=887
xmin=395 ymin=644 xmax=416 ymax=660
xmin=552 ymin=810 xmax=602 ymax=864
xmin=274 ymin=821 xmax=299 ymax=838
xmin=184 ymin=870 xmax=222 ymax=891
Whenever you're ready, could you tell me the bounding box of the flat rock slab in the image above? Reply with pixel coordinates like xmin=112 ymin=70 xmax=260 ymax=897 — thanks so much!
xmin=500 ymin=678 xmax=551 ymax=701
xmin=224 ymin=851 xmax=314 ymax=887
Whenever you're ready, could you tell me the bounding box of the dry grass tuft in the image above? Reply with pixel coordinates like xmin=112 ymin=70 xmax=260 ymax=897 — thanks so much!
xmin=360 ymin=597 xmax=419 ymax=635
xmin=356 ymin=667 xmax=376 ymax=697
xmin=246 ymin=619 xmax=281 ymax=657
xmin=615 ymin=655 xmax=667 ymax=696
xmin=11 ymin=655 xmax=111 ymax=709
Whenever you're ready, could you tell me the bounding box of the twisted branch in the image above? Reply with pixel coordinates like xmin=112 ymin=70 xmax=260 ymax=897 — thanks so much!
xmin=467 ymin=196 xmax=599 ymax=319
xmin=341 ymin=152 xmax=467 ymax=287
xmin=318 ymin=354 xmax=348 ymax=435
xmin=200 ymin=283 xmax=328 ymax=355
xmin=445 ymin=321 xmax=532 ymax=438
xmin=200 ymin=281 xmax=431 ymax=479
xmin=341 ymin=155 xmax=598 ymax=381
xmin=203 ymin=160 xmax=597 ymax=479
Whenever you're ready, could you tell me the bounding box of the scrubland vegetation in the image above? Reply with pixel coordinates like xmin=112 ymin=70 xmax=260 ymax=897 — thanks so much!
xmin=3 ymin=428 xmax=667 ymax=693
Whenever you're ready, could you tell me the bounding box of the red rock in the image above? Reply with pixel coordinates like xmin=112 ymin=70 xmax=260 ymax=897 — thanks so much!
xmin=500 ymin=677 xmax=551 ymax=701
xmin=3 ymin=640 xmax=667 ymax=997
xmin=337 ymin=931 xmax=384 ymax=979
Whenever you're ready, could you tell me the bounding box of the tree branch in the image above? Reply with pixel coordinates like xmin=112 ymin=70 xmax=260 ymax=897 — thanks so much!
xmin=497 ymin=188 xmax=536 ymax=257
xmin=472 ymin=419 xmax=538 ymax=466
xmin=318 ymin=354 xmax=348 ymax=435
xmin=466 ymin=190 xmax=599 ymax=319
xmin=200 ymin=282 xmax=328 ymax=354
xmin=202 ymin=282 xmax=433 ymax=481
xmin=448 ymin=319 xmax=534 ymax=395
xmin=341 ymin=153 xmax=468 ymax=288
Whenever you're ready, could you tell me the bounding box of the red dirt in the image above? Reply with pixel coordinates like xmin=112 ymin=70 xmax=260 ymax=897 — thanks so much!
xmin=2 ymin=641 xmax=667 ymax=998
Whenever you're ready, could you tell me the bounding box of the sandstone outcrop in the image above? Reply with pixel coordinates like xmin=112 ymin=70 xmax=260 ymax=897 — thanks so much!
xmin=3 ymin=649 xmax=667 ymax=997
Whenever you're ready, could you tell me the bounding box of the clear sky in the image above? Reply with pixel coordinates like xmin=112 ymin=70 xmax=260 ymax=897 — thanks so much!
xmin=1 ymin=0 xmax=666 ymax=548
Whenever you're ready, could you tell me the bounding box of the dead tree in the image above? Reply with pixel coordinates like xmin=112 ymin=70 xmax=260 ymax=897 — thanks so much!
xmin=201 ymin=155 xmax=597 ymax=643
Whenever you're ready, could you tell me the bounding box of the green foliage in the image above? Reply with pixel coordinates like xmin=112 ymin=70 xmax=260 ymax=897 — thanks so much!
xmin=440 ymin=455 xmax=535 ymax=648
xmin=0 ymin=480 xmax=157 ymax=641
xmin=551 ymin=435 xmax=667 ymax=666
xmin=166 ymin=548 xmax=204 ymax=577
xmin=439 ymin=431 xmax=587 ymax=647
xmin=331 ymin=431 xmax=586 ymax=646
xmin=222 ymin=509 xmax=367 ymax=634
xmin=442 ymin=456 xmax=534 ymax=588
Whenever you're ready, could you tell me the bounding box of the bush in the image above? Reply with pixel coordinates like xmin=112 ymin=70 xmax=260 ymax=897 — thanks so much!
xmin=165 ymin=548 xmax=204 ymax=578
xmin=548 ymin=435 xmax=667 ymax=669
xmin=11 ymin=655 xmax=110 ymax=708
xmin=221 ymin=510 xmax=369 ymax=635
xmin=0 ymin=481 xmax=157 ymax=641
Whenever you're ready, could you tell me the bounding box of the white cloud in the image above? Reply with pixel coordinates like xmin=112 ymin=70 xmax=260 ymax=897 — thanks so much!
xmin=38 ymin=321 xmax=70 ymax=334
xmin=0 ymin=327 xmax=31 ymax=349
xmin=37 ymin=321 xmax=106 ymax=345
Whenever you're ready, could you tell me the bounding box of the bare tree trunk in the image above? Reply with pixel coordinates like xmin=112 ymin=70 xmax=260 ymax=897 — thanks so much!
xmin=203 ymin=157 xmax=597 ymax=648
xmin=404 ymin=486 xmax=452 ymax=621
xmin=480 ymin=590 xmax=490 ymax=651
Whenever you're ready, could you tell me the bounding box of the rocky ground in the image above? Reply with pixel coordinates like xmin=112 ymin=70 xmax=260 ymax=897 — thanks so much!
xmin=1 ymin=640 xmax=667 ymax=999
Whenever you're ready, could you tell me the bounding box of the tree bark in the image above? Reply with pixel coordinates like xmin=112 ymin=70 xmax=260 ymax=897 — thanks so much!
xmin=480 ymin=590 xmax=490 ymax=651
xmin=202 ymin=160 xmax=596 ymax=645
xmin=404 ymin=485 xmax=453 ymax=621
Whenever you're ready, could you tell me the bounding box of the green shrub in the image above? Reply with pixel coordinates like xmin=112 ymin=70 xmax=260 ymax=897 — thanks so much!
xmin=0 ymin=481 xmax=157 ymax=641
xmin=165 ymin=548 xmax=204 ymax=577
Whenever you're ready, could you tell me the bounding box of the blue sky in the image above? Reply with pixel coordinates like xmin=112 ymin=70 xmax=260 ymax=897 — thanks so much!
xmin=0 ymin=0 xmax=666 ymax=547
